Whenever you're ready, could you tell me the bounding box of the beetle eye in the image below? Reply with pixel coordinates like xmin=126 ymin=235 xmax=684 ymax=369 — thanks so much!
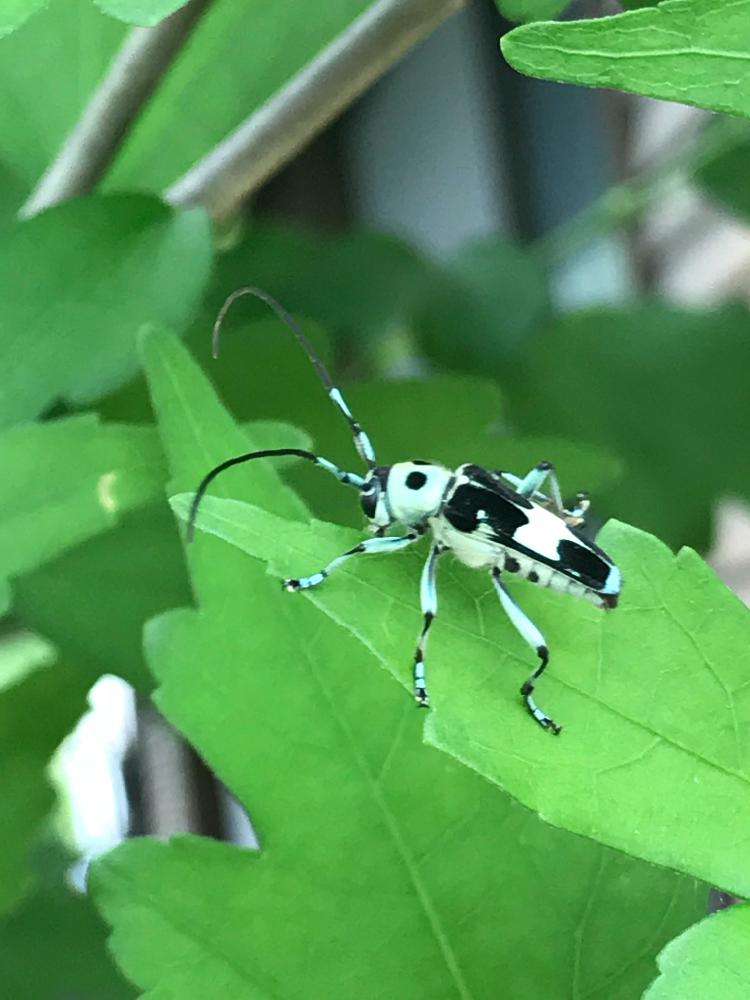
xmin=360 ymin=483 xmax=378 ymax=519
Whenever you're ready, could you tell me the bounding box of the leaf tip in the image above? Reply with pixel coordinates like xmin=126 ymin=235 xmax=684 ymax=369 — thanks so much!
xmin=169 ymin=492 xmax=192 ymax=522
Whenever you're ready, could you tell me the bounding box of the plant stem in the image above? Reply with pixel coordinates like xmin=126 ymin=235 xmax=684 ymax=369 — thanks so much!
xmin=20 ymin=0 xmax=211 ymax=218
xmin=533 ymin=115 xmax=750 ymax=270
xmin=164 ymin=0 xmax=465 ymax=220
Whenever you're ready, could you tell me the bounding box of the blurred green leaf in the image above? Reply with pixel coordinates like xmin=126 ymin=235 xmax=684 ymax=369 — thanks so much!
xmin=504 ymin=304 xmax=750 ymax=550
xmin=0 ymin=0 xmax=50 ymax=41
xmin=0 ymin=162 xmax=28 ymax=231
xmin=0 ymin=877 xmax=134 ymax=999
xmin=0 ymin=415 xmax=163 ymax=583
xmin=187 ymin=222 xmax=440 ymax=344
xmin=12 ymin=505 xmax=186 ymax=694
xmin=496 ymin=1 xmax=572 ymax=23
xmin=695 ymin=137 xmax=750 ymax=221
xmin=137 ymin=328 xmax=307 ymax=518
xmin=0 ymin=753 xmax=54 ymax=918
xmin=0 ymin=645 xmax=89 ymax=915
xmin=414 ymin=237 xmax=550 ymax=372
xmin=645 ymin=905 xmax=750 ymax=999
xmin=90 ymin=330 xmax=704 ymax=999
xmin=94 ymin=0 xmax=188 ymax=25
xmin=0 ymin=196 xmax=211 ymax=427
xmin=12 ymin=421 xmax=311 ymax=694
xmin=106 ymin=0 xmax=373 ymax=191
xmin=99 ymin=223 xmax=439 ymax=419
xmin=0 ymin=1 xmax=123 ymax=190
xmin=501 ymin=0 xmax=750 ymax=119
xmin=180 ymin=492 xmax=750 ymax=896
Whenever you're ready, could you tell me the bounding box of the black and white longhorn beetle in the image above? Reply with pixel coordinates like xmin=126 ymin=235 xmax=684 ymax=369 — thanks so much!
xmin=188 ymin=287 xmax=622 ymax=735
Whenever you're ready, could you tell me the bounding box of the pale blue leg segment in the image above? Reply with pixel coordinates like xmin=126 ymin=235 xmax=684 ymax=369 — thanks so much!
xmin=516 ymin=461 xmax=564 ymax=511
xmin=510 ymin=463 xmax=589 ymax=524
xmin=413 ymin=543 xmax=442 ymax=708
xmin=491 ymin=568 xmax=561 ymax=735
xmin=283 ymin=532 xmax=419 ymax=592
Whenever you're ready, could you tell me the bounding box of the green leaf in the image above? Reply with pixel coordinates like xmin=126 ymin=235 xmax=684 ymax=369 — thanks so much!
xmin=0 ymin=0 xmax=50 ymax=40
xmin=94 ymin=0 xmax=189 ymax=26
xmin=12 ymin=505 xmax=187 ymax=694
xmin=177 ymin=492 xmax=750 ymax=896
xmin=0 ymin=415 xmax=163 ymax=582
xmin=100 ymin=217 xmax=447 ymax=424
xmin=503 ymin=304 xmax=750 ymax=550
xmin=414 ymin=237 xmax=550 ymax=373
xmin=94 ymin=828 xmax=704 ymax=1000
xmin=645 ymin=905 xmax=750 ymax=999
xmin=91 ymin=331 xmax=705 ymax=999
xmin=0 ymin=196 xmax=211 ymax=427
xmin=188 ymin=224 xmax=439 ymax=344
xmin=496 ymin=0 xmax=572 ymax=23
xmin=0 ymin=874 xmax=134 ymax=999
xmin=0 ymin=1 xmax=124 ymax=191
xmin=0 ymin=162 xmax=29 ymax=233
xmin=0 ymin=642 xmax=89 ymax=915
xmin=501 ymin=0 xmax=750 ymax=119
xmin=181 ymin=222 xmax=439 ymax=351
xmin=105 ymin=0 xmax=373 ymax=192
xmin=12 ymin=421 xmax=311 ymax=694
xmin=695 ymin=137 xmax=750 ymax=221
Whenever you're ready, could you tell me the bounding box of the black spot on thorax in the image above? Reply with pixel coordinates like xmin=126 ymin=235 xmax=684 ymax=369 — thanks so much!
xmin=406 ymin=471 xmax=428 ymax=490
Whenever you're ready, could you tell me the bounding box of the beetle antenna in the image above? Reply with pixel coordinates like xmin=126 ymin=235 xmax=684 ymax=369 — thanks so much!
xmin=186 ymin=447 xmax=365 ymax=542
xmin=212 ymin=286 xmax=376 ymax=469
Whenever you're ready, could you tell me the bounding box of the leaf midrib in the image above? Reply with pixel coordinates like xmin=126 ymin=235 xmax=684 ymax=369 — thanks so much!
xmin=299 ymin=620 xmax=475 ymax=1000
xmin=512 ymin=43 xmax=750 ymax=65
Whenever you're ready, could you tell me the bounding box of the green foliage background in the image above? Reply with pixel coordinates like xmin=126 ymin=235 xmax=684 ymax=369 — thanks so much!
xmin=3 ymin=0 xmax=750 ymax=997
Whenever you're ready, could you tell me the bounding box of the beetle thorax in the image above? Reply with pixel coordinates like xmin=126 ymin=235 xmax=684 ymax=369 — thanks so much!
xmin=386 ymin=461 xmax=452 ymax=526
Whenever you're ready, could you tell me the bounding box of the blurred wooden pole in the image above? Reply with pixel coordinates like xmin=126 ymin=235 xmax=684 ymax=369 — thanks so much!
xmin=21 ymin=0 xmax=212 ymax=218
xmin=164 ymin=0 xmax=466 ymax=220
xmin=130 ymin=703 xmax=224 ymax=839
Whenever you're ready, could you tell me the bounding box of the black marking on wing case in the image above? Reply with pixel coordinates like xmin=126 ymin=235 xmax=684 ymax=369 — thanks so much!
xmin=444 ymin=482 xmax=529 ymax=535
xmin=461 ymin=464 xmax=533 ymax=507
xmin=557 ymin=539 xmax=610 ymax=589
xmin=443 ymin=464 xmax=614 ymax=592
